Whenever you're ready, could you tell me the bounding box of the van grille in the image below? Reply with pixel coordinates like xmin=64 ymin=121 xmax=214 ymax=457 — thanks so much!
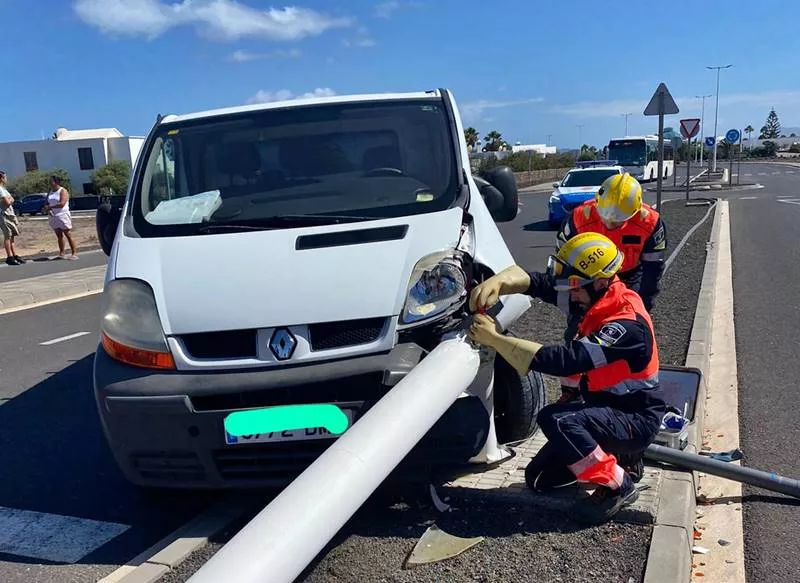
xmin=130 ymin=451 xmax=206 ymax=482
xmin=181 ymin=329 xmax=257 ymax=359
xmin=308 ymin=317 xmax=386 ymax=350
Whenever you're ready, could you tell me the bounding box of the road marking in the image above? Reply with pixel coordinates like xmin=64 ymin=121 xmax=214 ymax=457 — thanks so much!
xmin=777 ymin=199 xmax=800 ymax=206
xmin=744 ymin=173 xmax=753 ymax=176
xmin=772 ymin=171 xmax=781 ymax=175
xmin=0 ymin=289 xmax=103 ymax=317
xmin=787 ymin=171 xmax=795 ymax=174
xmin=40 ymin=331 xmax=91 ymax=345
xmin=758 ymin=172 xmax=767 ymax=175
xmin=0 ymin=506 xmax=129 ymax=563
xmin=738 ymin=196 xmax=758 ymax=200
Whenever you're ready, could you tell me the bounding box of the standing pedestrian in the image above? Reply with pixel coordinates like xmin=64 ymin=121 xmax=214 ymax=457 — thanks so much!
xmin=0 ymin=171 xmax=25 ymax=265
xmin=45 ymin=175 xmax=78 ymax=259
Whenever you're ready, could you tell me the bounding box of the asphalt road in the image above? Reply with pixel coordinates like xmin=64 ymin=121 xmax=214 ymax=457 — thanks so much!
xmin=0 ymin=248 xmax=107 ymax=283
xmin=725 ymin=162 xmax=800 ymax=581
xmin=0 ymin=296 xmax=220 ymax=583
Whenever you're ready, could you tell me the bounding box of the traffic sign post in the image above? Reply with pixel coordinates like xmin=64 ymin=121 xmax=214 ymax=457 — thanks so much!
xmin=644 ymin=83 xmax=679 ymax=211
xmin=678 ymin=119 xmax=700 ymax=191
xmin=705 ymin=136 xmax=716 ymax=172
xmin=726 ymin=129 xmax=740 ymax=188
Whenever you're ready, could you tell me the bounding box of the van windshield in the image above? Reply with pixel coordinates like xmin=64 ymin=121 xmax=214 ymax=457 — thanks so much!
xmin=131 ymin=98 xmax=460 ymax=235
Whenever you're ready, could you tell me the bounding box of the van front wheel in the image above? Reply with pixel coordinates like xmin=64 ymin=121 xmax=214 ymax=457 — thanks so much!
xmin=492 ymin=335 xmax=546 ymax=444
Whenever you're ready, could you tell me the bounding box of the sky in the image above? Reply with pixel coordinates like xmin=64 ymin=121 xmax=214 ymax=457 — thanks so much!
xmin=3 ymin=0 xmax=799 ymax=149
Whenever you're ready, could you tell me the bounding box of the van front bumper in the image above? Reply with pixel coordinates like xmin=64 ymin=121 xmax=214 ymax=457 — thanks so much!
xmin=93 ymin=342 xmax=490 ymax=489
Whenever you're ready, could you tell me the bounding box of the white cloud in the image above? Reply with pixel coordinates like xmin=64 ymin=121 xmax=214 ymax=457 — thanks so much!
xmin=73 ymin=0 xmax=352 ymax=41
xmin=550 ymin=90 xmax=800 ymax=119
xmin=460 ymin=97 xmax=546 ymax=121
xmin=247 ymin=87 xmax=336 ymax=104
xmin=228 ymin=48 xmax=302 ymax=62
xmin=374 ymin=1 xmax=400 ymax=18
xmin=342 ymin=27 xmax=376 ymax=48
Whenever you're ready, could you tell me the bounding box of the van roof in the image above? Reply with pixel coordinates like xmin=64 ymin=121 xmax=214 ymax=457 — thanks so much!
xmin=159 ymin=89 xmax=444 ymax=125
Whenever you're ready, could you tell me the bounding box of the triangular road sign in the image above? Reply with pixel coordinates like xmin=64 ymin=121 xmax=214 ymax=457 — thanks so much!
xmin=644 ymin=83 xmax=679 ymax=116
xmin=680 ymin=118 xmax=701 ymax=139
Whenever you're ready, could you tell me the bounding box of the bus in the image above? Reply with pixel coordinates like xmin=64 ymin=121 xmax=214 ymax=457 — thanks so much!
xmin=607 ymin=135 xmax=674 ymax=182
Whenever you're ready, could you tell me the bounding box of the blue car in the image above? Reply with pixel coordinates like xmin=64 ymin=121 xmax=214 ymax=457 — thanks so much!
xmin=547 ymin=162 xmax=623 ymax=228
xmin=13 ymin=194 xmax=49 ymax=216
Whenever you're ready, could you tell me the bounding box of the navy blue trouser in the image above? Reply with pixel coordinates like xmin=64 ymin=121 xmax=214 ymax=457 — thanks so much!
xmin=536 ymin=402 xmax=662 ymax=470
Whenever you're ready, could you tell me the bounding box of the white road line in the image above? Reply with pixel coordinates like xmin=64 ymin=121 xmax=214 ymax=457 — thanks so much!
xmin=758 ymin=172 xmax=767 ymax=175
xmin=39 ymin=331 xmax=91 ymax=345
xmin=739 ymin=196 xmax=758 ymax=200
xmin=787 ymin=171 xmax=795 ymax=174
xmin=744 ymin=173 xmax=753 ymax=176
xmin=0 ymin=506 xmax=129 ymax=563
xmin=772 ymin=171 xmax=781 ymax=175
xmin=777 ymin=199 xmax=800 ymax=206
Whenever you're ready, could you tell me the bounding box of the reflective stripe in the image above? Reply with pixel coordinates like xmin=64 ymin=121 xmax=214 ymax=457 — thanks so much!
xmin=604 ymin=374 xmax=660 ymax=395
xmin=579 ymin=337 xmax=607 ymax=367
xmin=561 ymin=376 xmax=580 ymax=388
xmin=641 ymin=251 xmax=665 ymax=261
xmin=569 ymin=445 xmax=603 ymax=476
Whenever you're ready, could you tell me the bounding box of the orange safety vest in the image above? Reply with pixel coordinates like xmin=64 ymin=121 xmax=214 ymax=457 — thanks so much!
xmin=561 ymin=278 xmax=660 ymax=394
xmin=571 ymin=201 xmax=660 ymax=274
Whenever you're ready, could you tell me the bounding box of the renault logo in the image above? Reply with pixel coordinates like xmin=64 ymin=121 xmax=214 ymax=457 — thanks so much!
xmin=269 ymin=328 xmax=297 ymax=361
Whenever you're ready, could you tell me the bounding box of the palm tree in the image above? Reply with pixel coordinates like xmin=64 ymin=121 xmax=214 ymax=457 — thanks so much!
xmin=744 ymin=125 xmax=754 ymax=150
xmin=484 ymin=130 xmax=503 ymax=152
xmin=464 ymin=127 xmax=479 ymax=152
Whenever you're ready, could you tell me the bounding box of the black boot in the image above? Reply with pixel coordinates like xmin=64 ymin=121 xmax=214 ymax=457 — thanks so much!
xmin=616 ymin=452 xmax=645 ymax=483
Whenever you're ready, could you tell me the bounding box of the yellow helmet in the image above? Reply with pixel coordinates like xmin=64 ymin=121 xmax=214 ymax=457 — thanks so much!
xmin=546 ymin=232 xmax=624 ymax=291
xmin=596 ymin=172 xmax=642 ymax=223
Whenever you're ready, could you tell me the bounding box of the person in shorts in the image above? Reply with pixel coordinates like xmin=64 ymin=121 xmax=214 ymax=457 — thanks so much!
xmin=0 ymin=171 xmax=25 ymax=265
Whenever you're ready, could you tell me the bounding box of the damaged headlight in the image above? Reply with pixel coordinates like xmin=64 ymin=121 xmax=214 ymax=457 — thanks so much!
xmin=400 ymin=251 xmax=467 ymax=326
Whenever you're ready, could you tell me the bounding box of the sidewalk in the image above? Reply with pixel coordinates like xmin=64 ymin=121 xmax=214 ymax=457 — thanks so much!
xmin=0 ymin=265 xmax=107 ymax=314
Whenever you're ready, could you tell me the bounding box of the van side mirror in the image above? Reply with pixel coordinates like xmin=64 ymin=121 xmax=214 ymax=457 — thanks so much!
xmin=96 ymin=198 xmax=123 ymax=256
xmin=477 ymin=165 xmax=519 ymax=222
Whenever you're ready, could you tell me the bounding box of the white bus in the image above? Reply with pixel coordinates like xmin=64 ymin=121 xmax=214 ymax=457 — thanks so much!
xmin=607 ymin=135 xmax=674 ymax=182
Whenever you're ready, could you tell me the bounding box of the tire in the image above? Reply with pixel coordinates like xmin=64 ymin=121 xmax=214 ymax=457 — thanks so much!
xmin=492 ymin=335 xmax=546 ymax=444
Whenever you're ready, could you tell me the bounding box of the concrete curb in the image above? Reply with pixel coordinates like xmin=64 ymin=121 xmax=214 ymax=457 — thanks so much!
xmin=650 ymin=183 xmax=764 ymax=193
xmin=0 ymin=264 xmax=107 ymax=315
xmin=97 ymin=498 xmax=253 ymax=583
xmin=642 ymin=199 xmax=724 ymax=583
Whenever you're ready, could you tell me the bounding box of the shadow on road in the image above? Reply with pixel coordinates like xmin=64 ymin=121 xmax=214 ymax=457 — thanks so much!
xmin=523 ymin=220 xmax=555 ymax=232
xmin=0 ymin=355 xmax=217 ymax=567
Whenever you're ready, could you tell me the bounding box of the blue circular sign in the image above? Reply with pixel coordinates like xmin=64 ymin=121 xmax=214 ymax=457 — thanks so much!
xmin=726 ymin=129 xmax=741 ymax=143
xmin=704 ymin=136 xmax=716 ymax=148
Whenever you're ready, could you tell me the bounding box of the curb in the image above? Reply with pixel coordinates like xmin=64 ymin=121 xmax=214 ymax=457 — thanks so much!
xmin=642 ymin=199 xmax=724 ymax=583
xmin=97 ymin=498 xmax=254 ymax=583
xmin=650 ymin=183 xmax=764 ymax=193
xmin=0 ymin=265 xmax=108 ymax=315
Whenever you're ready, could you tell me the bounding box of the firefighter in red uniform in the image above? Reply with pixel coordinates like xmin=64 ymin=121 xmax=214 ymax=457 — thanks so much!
xmin=468 ymin=233 xmax=666 ymax=524
xmin=557 ymin=172 xmax=667 ymax=313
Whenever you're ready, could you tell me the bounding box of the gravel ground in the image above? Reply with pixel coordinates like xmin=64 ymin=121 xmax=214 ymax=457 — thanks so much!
xmin=155 ymin=199 xmax=716 ymax=583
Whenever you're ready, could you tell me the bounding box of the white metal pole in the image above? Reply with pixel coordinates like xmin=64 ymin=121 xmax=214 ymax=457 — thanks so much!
xmin=707 ymin=65 xmax=732 ymax=172
xmin=187 ymin=337 xmax=482 ymax=583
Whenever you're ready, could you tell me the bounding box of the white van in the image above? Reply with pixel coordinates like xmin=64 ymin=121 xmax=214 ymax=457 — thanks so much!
xmin=94 ymin=88 xmax=545 ymax=490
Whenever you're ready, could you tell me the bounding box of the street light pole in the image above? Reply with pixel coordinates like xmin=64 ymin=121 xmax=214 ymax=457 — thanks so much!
xmin=706 ymin=64 xmax=732 ymax=172
xmin=576 ymin=125 xmax=584 ymax=162
xmin=695 ymin=94 xmax=712 ymax=163
xmin=622 ymin=113 xmax=632 ymax=136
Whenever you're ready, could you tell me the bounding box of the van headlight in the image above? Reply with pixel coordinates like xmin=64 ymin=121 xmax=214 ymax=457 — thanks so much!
xmin=400 ymin=251 xmax=467 ymax=326
xmin=100 ymin=279 xmax=176 ymax=370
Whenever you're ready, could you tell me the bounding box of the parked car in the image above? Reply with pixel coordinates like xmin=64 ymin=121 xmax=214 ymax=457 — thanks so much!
xmin=547 ymin=161 xmax=624 ymax=228
xmin=13 ymin=194 xmax=48 ymax=216
xmin=94 ymin=88 xmax=545 ymax=491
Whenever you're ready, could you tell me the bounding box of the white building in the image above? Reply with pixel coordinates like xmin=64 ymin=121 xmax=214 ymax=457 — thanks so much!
xmin=511 ymin=143 xmax=557 ymax=155
xmin=0 ymin=127 xmax=144 ymax=194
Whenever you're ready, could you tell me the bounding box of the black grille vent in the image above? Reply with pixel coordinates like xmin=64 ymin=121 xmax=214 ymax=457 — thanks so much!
xmin=191 ymin=373 xmax=385 ymax=412
xmin=214 ymin=441 xmax=334 ymax=483
xmin=308 ymin=317 xmax=386 ymax=351
xmin=130 ymin=451 xmax=206 ymax=482
xmin=181 ymin=329 xmax=257 ymax=359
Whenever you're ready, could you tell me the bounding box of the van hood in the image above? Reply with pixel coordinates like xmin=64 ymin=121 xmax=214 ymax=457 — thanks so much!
xmin=112 ymin=208 xmax=466 ymax=335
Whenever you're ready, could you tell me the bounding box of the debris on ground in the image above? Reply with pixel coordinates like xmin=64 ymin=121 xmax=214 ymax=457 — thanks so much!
xmin=404 ymin=524 xmax=484 ymax=567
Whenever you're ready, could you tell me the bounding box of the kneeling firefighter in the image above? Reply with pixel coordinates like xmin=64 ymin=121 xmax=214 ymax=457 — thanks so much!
xmin=467 ymin=233 xmax=666 ymax=524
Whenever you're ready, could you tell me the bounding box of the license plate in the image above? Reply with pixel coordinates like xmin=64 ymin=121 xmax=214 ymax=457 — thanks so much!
xmin=224 ymin=408 xmax=355 ymax=445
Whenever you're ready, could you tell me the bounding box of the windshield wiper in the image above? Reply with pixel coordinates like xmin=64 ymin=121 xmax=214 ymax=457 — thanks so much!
xmin=267 ymin=214 xmax=375 ymax=223
xmin=196 ymin=224 xmax=275 ymax=233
